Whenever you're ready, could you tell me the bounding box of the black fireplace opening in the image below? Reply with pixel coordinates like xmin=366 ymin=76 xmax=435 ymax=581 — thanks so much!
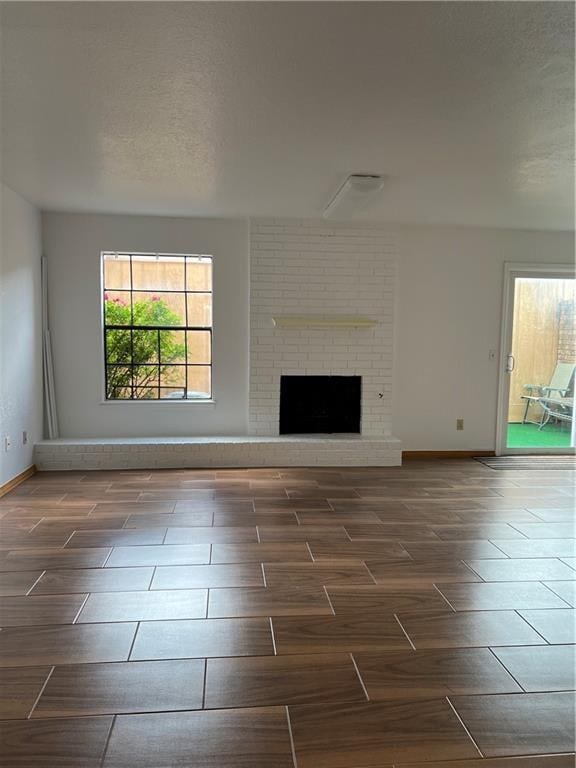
xmin=279 ymin=375 xmax=361 ymax=435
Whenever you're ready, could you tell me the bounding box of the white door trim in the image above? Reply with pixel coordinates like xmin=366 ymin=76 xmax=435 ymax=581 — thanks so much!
xmin=495 ymin=262 xmax=576 ymax=456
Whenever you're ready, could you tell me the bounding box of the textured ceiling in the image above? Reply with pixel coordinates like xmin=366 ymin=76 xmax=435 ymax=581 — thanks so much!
xmin=1 ymin=2 xmax=574 ymax=229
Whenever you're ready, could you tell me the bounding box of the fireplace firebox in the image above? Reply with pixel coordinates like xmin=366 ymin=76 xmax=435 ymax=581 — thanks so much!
xmin=279 ymin=376 xmax=361 ymax=435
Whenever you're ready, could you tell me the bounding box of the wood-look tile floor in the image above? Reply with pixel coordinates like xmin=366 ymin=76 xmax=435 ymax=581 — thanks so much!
xmin=0 ymin=460 xmax=575 ymax=767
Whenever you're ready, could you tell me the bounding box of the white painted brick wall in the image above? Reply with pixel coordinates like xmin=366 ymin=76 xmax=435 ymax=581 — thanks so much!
xmin=249 ymin=219 xmax=398 ymax=437
xmin=35 ymin=436 xmax=402 ymax=470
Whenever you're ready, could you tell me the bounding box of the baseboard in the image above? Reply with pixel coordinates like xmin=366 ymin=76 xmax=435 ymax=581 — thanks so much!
xmin=402 ymin=450 xmax=496 ymax=460
xmin=0 ymin=464 xmax=37 ymax=497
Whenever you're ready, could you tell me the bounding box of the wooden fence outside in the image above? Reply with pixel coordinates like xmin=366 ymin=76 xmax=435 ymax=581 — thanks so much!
xmin=509 ymin=278 xmax=575 ymax=423
xmin=103 ymin=256 xmax=212 ymax=396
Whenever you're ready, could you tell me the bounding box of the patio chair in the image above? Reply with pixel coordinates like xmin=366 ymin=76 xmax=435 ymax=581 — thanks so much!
xmin=537 ymin=394 xmax=573 ymax=430
xmin=521 ymin=362 xmax=575 ymax=425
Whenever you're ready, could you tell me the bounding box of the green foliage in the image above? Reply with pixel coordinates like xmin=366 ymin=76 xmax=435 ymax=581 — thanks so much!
xmin=104 ymin=295 xmax=186 ymax=399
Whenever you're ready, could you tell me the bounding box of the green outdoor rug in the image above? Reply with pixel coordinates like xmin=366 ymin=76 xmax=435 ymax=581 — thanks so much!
xmin=507 ymin=422 xmax=572 ymax=449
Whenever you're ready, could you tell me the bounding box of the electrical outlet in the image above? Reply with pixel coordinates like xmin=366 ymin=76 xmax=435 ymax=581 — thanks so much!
xmin=4 ymin=436 xmax=11 ymax=451
xmin=22 ymin=431 xmax=29 ymax=445
xmin=456 ymin=418 xmax=464 ymax=431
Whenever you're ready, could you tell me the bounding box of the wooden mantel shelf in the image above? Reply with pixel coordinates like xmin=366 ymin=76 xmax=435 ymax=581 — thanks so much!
xmin=272 ymin=315 xmax=378 ymax=329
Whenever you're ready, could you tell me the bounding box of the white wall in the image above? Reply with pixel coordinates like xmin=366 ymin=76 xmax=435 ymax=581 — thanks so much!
xmin=392 ymin=226 xmax=575 ymax=450
xmin=0 ymin=184 xmax=42 ymax=484
xmin=42 ymin=212 xmax=249 ymax=438
xmin=41 ymin=210 xmax=574 ymax=452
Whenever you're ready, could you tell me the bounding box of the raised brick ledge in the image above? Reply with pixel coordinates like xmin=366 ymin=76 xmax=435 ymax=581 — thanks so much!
xmin=34 ymin=435 xmax=402 ymax=470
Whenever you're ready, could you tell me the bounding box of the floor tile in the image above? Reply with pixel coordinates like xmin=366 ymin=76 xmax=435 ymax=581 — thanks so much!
xmin=263 ymin=562 xmax=374 ymax=587
xmin=250 ymin=479 xmax=317 ymax=490
xmin=544 ymin=581 xmax=576 ymax=606
xmin=430 ymin=524 xmax=527 ymax=540
xmin=490 ymin=540 xmax=576 ymax=558
xmin=492 ymin=645 xmax=576 ymax=692
xmin=288 ymin=487 xmax=359 ymax=499
xmin=32 ymin=515 xmax=129 ymax=530
xmin=296 ymin=511 xmax=381 ymax=525
xmin=177 ymin=499 xmax=255 ymax=513
xmin=211 ymin=542 xmax=312 ymax=563
xmin=1 ymin=526 xmax=75 ymax=549
xmin=139 ymin=490 xmax=225 ymax=501
xmin=77 ymin=589 xmax=208 ymax=623
xmin=288 ymin=698 xmax=479 ymax=766
xmin=344 ymin=522 xmax=439 ymax=540
xmin=65 ymin=529 xmax=166 ymax=547
xmin=400 ymin=540 xmax=508 ymax=560
xmin=327 ymin=585 xmax=451 ymax=614
xmin=376 ymin=507 xmax=467 ymax=523
xmin=0 ymin=593 xmax=87 ymax=626
xmin=518 ymin=609 xmax=576 ymax=643
xmin=0 ymin=547 xmax=111 ymax=571
xmin=366 ymin=558 xmax=481 ymax=585
xmin=30 ymin=567 xmax=154 ymax=594
xmin=353 ymin=648 xmax=521 ymax=699
xmin=130 ymin=617 xmax=274 ymax=659
xmin=356 ymin=478 xmax=453 ymax=489
xmin=208 ymin=586 xmax=332 ymax=617
xmin=62 ymin=492 xmax=142 ymax=503
xmin=272 ymin=615 xmax=411 ymax=654
xmin=465 ymin=558 xmax=576 ymax=581
xmin=397 ymin=610 xmax=546 ymax=648
xmin=164 ymin=526 xmax=258 ymax=544
xmin=124 ymin=511 xmax=213 ymax=527
xmin=353 ymin=487 xmax=432 ymax=499
xmin=437 ymin=582 xmax=571 ymax=611
xmin=205 ymin=653 xmax=366 ymax=708
xmin=456 ymin=509 xmax=543 ymax=524
xmin=476 ymin=498 xmax=569 ymax=510
xmin=0 ymin=716 xmax=113 ymax=767
xmin=102 ymin=707 xmax=294 ymax=768
xmin=257 ymin=525 xmax=349 ymax=542
xmin=511 ymin=523 xmax=576 ymax=539
xmin=180 ymin=479 xmax=250 ymax=489
xmin=105 ymin=544 xmax=211 ymax=567
xmin=0 ymin=570 xmax=43 ymax=596
xmin=309 ymin=541 xmax=410 ymax=561
xmin=33 ymin=659 xmax=205 ymax=717
xmin=1 ymin=508 xmax=92 ymax=521
xmin=399 ymin=755 xmax=576 ymax=767
xmin=254 ymin=498 xmax=330 ymax=510
xmin=0 ymin=623 xmax=137 ymax=667
xmin=452 ymin=692 xmax=575 ymax=756
xmin=213 ymin=511 xmax=298 ymax=527
xmin=0 ymin=518 xmax=38 ymax=534
xmin=0 ymin=500 xmax=93 ymax=512
xmin=151 ymin=563 xmax=264 ymax=589
xmin=0 ymin=666 xmax=52 ymax=718
xmin=528 ymin=509 xmax=576 ymax=522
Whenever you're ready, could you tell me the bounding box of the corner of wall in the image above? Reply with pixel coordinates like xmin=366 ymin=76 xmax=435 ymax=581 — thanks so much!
xmin=0 ymin=184 xmax=43 ymax=485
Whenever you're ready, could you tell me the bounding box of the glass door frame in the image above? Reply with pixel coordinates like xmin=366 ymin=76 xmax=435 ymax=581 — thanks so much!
xmin=495 ymin=262 xmax=576 ymax=456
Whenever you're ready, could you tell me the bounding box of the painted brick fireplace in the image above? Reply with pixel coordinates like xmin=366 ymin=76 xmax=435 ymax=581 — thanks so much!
xmin=249 ymin=219 xmax=397 ymax=437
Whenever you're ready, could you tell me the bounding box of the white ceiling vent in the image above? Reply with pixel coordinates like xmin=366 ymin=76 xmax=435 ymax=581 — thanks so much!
xmin=323 ymin=174 xmax=385 ymax=219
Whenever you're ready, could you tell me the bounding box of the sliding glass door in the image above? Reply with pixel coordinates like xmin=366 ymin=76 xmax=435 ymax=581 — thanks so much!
xmin=497 ymin=265 xmax=575 ymax=455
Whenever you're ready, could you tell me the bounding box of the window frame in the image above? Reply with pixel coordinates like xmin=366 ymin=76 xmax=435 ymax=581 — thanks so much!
xmin=100 ymin=251 xmax=214 ymax=403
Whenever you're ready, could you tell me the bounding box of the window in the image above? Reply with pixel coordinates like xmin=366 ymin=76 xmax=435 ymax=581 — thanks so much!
xmin=102 ymin=252 xmax=212 ymax=400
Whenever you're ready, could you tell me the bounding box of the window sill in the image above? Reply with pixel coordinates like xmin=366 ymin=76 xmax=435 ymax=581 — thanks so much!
xmin=99 ymin=399 xmax=216 ymax=406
